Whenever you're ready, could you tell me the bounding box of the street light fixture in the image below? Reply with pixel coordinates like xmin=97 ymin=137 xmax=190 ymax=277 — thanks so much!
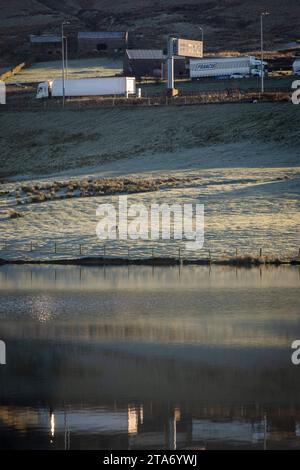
xmin=260 ymin=12 xmax=270 ymax=93
xmin=61 ymin=21 xmax=70 ymax=108
xmin=198 ymin=26 xmax=204 ymax=54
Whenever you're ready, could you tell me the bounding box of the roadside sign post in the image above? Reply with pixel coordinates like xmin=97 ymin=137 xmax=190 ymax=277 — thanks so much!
xmin=167 ymin=37 xmax=203 ymax=96
xmin=167 ymin=36 xmax=178 ymax=97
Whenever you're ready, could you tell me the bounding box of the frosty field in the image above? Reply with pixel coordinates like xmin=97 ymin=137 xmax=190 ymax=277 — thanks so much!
xmin=0 ymin=102 xmax=299 ymax=260
xmin=5 ymin=58 xmax=123 ymax=84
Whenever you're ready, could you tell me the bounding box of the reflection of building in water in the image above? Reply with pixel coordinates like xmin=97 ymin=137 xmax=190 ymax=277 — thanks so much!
xmin=167 ymin=408 xmax=181 ymax=450
xmin=128 ymin=406 xmax=139 ymax=435
xmin=2 ymin=404 xmax=300 ymax=450
xmin=127 ymin=406 xmax=300 ymax=450
xmin=46 ymin=404 xmax=144 ymax=448
xmin=0 ymin=406 xmax=44 ymax=432
xmin=192 ymin=419 xmax=266 ymax=444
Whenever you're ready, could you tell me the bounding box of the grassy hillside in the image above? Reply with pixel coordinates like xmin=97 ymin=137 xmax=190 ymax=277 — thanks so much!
xmin=1 ymin=1 xmax=300 ymax=62
xmin=1 ymin=102 xmax=299 ymax=178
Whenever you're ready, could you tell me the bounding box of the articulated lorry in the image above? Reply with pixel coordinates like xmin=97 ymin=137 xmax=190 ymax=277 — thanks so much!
xmin=36 ymin=76 xmax=136 ymax=99
xmin=293 ymin=59 xmax=300 ymax=75
xmin=189 ymin=56 xmax=267 ymax=80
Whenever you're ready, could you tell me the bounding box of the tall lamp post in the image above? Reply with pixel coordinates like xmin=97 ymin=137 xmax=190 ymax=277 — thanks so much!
xmin=65 ymin=36 xmax=68 ymax=80
xmin=61 ymin=21 xmax=70 ymax=107
xmin=260 ymin=12 xmax=270 ymax=93
xmin=198 ymin=26 xmax=204 ymax=54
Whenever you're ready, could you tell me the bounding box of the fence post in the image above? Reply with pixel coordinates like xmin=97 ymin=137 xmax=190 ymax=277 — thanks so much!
xmin=103 ymin=244 xmax=106 ymax=257
xmin=178 ymin=247 xmax=181 ymax=261
xmin=236 ymin=247 xmax=238 ymax=257
xmin=128 ymin=246 xmax=130 ymax=259
xmin=152 ymin=247 xmax=154 ymax=259
xmin=30 ymin=241 xmax=33 ymax=252
xmin=209 ymin=249 xmax=211 ymax=263
xmin=260 ymin=248 xmax=262 ymax=257
xmin=79 ymin=244 xmax=82 ymax=256
xmin=54 ymin=242 xmax=57 ymax=254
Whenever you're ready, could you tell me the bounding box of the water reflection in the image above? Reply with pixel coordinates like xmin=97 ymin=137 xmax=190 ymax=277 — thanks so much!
xmin=2 ymin=403 xmax=300 ymax=450
xmin=0 ymin=265 xmax=300 ymax=449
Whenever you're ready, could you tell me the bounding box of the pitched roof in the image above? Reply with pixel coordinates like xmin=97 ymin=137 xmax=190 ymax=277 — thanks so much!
xmin=78 ymin=32 xmax=126 ymax=40
xmin=126 ymin=49 xmax=165 ymax=60
xmin=30 ymin=35 xmax=61 ymax=44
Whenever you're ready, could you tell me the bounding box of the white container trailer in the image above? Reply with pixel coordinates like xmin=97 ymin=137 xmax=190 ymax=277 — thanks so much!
xmin=36 ymin=76 xmax=136 ymax=99
xmin=293 ymin=59 xmax=300 ymax=75
xmin=190 ymin=56 xmax=265 ymax=79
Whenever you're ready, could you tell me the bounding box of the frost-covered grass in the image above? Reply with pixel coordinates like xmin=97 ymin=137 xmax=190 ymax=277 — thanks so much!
xmin=0 ymin=101 xmax=299 ymax=260
xmin=1 ymin=102 xmax=300 ymax=179
xmin=5 ymin=58 xmax=123 ymax=84
xmin=0 ymin=165 xmax=299 ymax=261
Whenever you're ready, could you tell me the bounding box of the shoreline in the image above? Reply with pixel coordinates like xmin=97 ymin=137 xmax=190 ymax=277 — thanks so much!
xmin=1 ymin=256 xmax=299 ymax=267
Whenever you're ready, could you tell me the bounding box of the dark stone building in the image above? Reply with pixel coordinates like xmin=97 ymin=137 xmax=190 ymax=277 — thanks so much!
xmin=124 ymin=49 xmax=165 ymax=78
xmin=30 ymin=35 xmax=62 ymax=61
xmin=78 ymin=32 xmax=128 ymax=55
xmin=124 ymin=49 xmax=187 ymax=79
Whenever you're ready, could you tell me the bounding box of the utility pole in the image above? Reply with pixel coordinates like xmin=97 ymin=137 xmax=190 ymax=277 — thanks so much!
xmin=61 ymin=21 xmax=70 ymax=108
xmin=260 ymin=12 xmax=270 ymax=93
xmin=61 ymin=23 xmax=65 ymax=107
xmin=65 ymin=36 xmax=68 ymax=80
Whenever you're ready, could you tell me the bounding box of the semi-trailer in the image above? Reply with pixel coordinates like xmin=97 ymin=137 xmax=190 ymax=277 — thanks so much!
xmin=293 ymin=59 xmax=300 ymax=75
xmin=189 ymin=56 xmax=267 ymax=80
xmin=36 ymin=76 xmax=136 ymax=99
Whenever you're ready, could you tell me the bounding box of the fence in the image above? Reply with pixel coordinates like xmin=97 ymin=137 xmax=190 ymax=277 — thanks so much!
xmin=0 ymin=240 xmax=299 ymax=265
xmin=3 ymin=89 xmax=291 ymax=112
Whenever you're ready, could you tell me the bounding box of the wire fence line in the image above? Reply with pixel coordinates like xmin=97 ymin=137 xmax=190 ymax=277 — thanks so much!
xmin=0 ymin=239 xmax=299 ymax=263
xmin=4 ymin=89 xmax=291 ymax=112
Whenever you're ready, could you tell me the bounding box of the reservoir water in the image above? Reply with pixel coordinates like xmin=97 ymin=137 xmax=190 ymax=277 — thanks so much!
xmin=0 ymin=264 xmax=299 ymax=450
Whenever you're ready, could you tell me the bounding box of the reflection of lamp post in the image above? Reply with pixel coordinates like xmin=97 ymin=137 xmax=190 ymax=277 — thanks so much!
xmin=50 ymin=412 xmax=55 ymax=438
xmin=263 ymin=414 xmax=267 ymax=450
xmin=61 ymin=21 xmax=70 ymax=107
xmin=260 ymin=12 xmax=270 ymax=93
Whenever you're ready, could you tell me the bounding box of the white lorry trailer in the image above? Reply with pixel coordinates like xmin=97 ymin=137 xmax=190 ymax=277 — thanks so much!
xmin=189 ymin=56 xmax=267 ymax=79
xmin=36 ymin=76 xmax=136 ymax=99
xmin=293 ymin=59 xmax=300 ymax=75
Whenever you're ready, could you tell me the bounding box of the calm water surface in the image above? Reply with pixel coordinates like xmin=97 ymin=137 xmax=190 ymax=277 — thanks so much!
xmin=0 ymin=264 xmax=300 ymax=450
